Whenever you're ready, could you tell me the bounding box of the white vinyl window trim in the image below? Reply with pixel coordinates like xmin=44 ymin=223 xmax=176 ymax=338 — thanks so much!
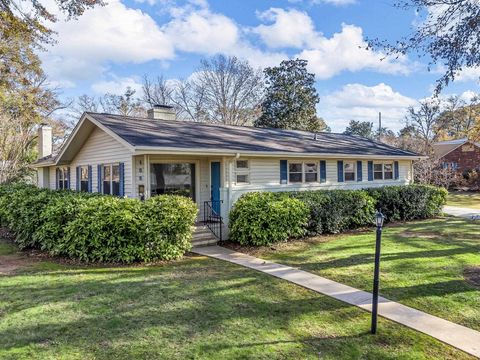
xmin=80 ymin=165 xmax=89 ymax=192
xmin=102 ymin=163 xmax=120 ymax=195
xmin=235 ymin=159 xmax=250 ymax=184
xmin=57 ymin=167 xmax=69 ymax=189
xmin=288 ymin=161 xmax=319 ymax=184
xmin=344 ymin=161 xmax=355 ymax=182
xmin=374 ymin=162 xmax=394 ymax=180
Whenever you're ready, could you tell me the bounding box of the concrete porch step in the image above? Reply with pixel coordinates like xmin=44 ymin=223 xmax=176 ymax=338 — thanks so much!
xmin=192 ymin=225 xmax=218 ymax=247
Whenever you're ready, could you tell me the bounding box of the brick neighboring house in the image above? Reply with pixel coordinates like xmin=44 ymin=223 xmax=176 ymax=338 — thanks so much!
xmin=433 ymin=138 xmax=480 ymax=172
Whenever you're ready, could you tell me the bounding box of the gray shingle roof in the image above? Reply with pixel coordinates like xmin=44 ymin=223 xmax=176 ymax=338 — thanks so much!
xmin=87 ymin=112 xmax=421 ymax=157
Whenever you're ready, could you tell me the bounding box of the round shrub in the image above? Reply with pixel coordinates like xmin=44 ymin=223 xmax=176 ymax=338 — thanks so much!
xmin=0 ymin=184 xmax=198 ymax=263
xmin=60 ymin=195 xmax=198 ymax=262
xmin=291 ymin=190 xmax=376 ymax=234
xmin=229 ymin=192 xmax=309 ymax=246
xmin=141 ymin=195 xmax=198 ymax=261
xmin=1 ymin=184 xmax=67 ymax=248
xmin=367 ymin=185 xmax=447 ymax=222
xmin=33 ymin=191 xmax=98 ymax=253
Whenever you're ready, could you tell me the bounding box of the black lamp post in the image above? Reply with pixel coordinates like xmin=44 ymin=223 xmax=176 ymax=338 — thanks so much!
xmin=371 ymin=210 xmax=385 ymax=335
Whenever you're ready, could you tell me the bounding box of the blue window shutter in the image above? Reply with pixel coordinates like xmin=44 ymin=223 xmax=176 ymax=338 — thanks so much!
xmin=87 ymin=165 xmax=93 ymax=192
xmin=368 ymin=161 xmax=373 ymax=181
xmin=55 ymin=168 xmax=59 ymax=190
xmin=76 ymin=167 xmax=80 ymax=191
xmin=97 ymin=164 xmax=102 ymax=193
xmin=337 ymin=160 xmax=344 ymax=182
xmin=280 ymin=160 xmax=288 ymax=184
xmin=320 ymin=160 xmax=326 ymax=183
xmin=394 ymin=161 xmax=399 ymax=180
xmin=357 ymin=161 xmax=362 ymax=182
xmin=119 ymin=162 xmax=125 ymax=197
xmin=67 ymin=167 xmax=71 ymax=190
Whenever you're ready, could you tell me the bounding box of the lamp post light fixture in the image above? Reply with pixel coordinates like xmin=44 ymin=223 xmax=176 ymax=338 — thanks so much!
xmin=371 ymin=210 xmax=385 ymax=335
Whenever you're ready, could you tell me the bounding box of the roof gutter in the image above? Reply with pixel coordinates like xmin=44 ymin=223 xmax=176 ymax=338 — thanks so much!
xmin=134 ymin=147 xmax=426 ymax=160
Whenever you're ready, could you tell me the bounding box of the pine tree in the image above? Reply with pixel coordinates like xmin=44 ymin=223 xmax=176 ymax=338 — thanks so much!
xmin=254 ymin=59 xmax=326 ymax=132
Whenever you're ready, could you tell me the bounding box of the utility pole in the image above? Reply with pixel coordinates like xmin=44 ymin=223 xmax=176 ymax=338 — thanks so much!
xmin=378 ymin=112 xmax=382 ymax=142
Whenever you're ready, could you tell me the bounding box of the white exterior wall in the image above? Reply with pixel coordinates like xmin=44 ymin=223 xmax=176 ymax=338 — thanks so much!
xmin=48 ymin=127 xmax=133 ymax=197
xmin=224 ymin=158 xmax=413 ymax=215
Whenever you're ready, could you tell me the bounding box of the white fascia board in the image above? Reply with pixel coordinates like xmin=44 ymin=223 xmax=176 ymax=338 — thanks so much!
xmin=134 ymin=147 xmax=425 ymax=160
xmin=54 ymin=113 xmax=135 ymax=165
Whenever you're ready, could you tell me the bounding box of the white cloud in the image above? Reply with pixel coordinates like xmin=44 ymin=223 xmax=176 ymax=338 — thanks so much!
xmin=164 ymin=5 xmax=240 ymax=54
xmin=320 ymin=83 xmax=416 ymax=132
xmin=312 ymin=0 xmax=356 ymax=5
xmin=288 ymin=0 xmax=356 ymax=5
xmin=41 ymin=0 xmax=411 ymax=91
xmin=253 ymin=8 xmax=317 ymax=48
xmin=91 ymin=76 xmax=143 ymax=95
xmin=41 ymin=0 xmax=174 ymax=83
xmin=455 ymin=67 xmax=480 ymax=83
xmin=298 ymin=24 xmax=410 ymax=79
xmin=252 ymin=9 xmax=411 ymax=78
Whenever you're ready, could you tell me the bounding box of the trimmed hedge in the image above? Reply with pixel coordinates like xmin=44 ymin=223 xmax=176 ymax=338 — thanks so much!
xmin=366 ymin=185 xmax=448 ymax=222
xmin=229 ymin=185 xmax=447 ymax=245
xmin=291 ymin=190 xmax=376 ymax=235
xmin=0 ymin=184 xmax=198 ymax=262
xmin=228 ymin=192 xmax=309 ymax=246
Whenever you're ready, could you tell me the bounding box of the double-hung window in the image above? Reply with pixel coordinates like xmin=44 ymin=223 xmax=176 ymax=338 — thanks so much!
xmin=57 ymin=167 xmax=69 ymax=189
xmin=103 ymin=164 xmax=120 ymax=196
xmin=289 ymin=161 xmax=319 ymax=183
xmin=344 ymin=162 xmax=355 ymax=181
xmin=288 ymin=162 xmax=303 ymax=183
xmin=235 ymin=160 xmax=250 ymax=184
xmin=374 ymin=162 xmax=394 ymax=180
xmin=304 ymin=162 xmax=318 ymax=182
xmin=80 ymin=166 xmax=89 ymax=192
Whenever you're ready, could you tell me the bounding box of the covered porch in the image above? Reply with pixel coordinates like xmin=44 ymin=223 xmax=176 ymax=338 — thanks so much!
xmin=132 ymin=154 xmax=234 ymax=224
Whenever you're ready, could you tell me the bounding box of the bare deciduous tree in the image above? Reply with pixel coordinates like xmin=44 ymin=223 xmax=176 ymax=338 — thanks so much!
xmin=142 ymin=75 xmax=174 ymax=107
xmin=196 ymin=55 xmax=264 ymax=126
xmin=0 ymin=111 xmax=36 ymax=183
xmin=142 ymin=56 xmax=264 ymax=125
xmin=405 ymin=99 xmax=441 ymax=153
xmin=71 ymin=88 xmax=146 ymax=119
xmin=414 ymin=158 xmax=462 ymax=189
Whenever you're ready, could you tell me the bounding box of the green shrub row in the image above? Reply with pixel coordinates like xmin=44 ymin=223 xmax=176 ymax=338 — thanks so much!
xmin=229 ymin=185 xmax=447 ymax=246
xmin=229 ymin=192 xmax=309 ymax=246
xmin=0 ymin=184 xmax=198 ymax=262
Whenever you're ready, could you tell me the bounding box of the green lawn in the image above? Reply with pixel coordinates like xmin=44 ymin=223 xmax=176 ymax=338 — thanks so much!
xmin=447 ymin=191 xmax=480 ymax=209
xmin=0 ymin=238 xmax=474 ymax=359
xmin=246 ymin=217 xmax=480 ymax=333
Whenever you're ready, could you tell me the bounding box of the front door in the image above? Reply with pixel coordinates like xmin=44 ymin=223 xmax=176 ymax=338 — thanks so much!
xmin=210 ymin=161 xmax=221 ymax=215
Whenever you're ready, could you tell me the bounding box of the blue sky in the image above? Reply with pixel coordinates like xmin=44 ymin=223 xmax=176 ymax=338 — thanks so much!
xmin=41 ymin=0 xmax=480 ymax=132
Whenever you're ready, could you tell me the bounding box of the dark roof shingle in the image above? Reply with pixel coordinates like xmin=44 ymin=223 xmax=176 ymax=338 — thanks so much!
xmin=87 ymin=112 xmax=421 ymax=157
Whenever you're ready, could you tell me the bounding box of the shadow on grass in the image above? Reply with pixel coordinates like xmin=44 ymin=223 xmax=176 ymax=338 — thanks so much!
xmin=0 ymin=259 xmax=356 ymax=352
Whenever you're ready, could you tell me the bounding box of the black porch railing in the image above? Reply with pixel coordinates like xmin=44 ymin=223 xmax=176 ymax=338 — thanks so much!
xmin=203 ymin=200 xmax=224 ymax=241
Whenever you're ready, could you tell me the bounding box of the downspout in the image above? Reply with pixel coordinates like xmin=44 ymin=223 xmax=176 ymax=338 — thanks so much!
xmin=411 ymin=160 xmax=415 ymax=184
xmin=227 ymin=153 xmax=240 ymax=223
xmin=144 ymin=154 xmax=149 ymax=199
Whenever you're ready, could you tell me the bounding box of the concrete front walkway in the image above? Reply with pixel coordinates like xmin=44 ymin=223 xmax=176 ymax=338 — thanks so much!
xmin=192 ymin=245 xmax=480 ymax=358
xmin=444 ymin=205 xmax=480 ymax=220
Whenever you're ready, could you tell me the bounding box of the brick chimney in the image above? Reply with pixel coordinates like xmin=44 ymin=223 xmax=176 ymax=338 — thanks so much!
xmin=37 ymin=124 xmax=52 ymax=159
xmin=147 ymin=105 xmax=176 ymax=121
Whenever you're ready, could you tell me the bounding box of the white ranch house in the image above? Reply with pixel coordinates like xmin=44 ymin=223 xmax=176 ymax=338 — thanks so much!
xmin=34 ymin=106 xmax=423 ymax=241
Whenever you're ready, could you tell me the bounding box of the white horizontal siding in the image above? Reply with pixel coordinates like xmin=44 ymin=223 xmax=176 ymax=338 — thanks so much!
xmin=229 ymin=158 xmax=412 ymax=205
xmin=47 ymin=127 xmax=133 ymax=197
